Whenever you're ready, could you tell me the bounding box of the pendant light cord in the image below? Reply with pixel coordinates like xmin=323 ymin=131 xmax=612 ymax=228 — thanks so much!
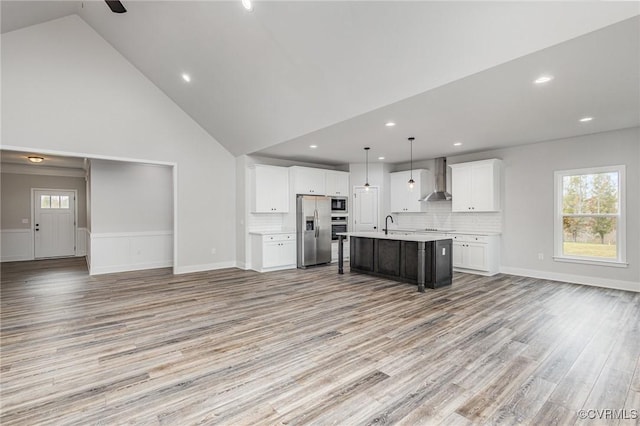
xmin=410 ymin=139 xmax=413 ymax=180
xmin=364 ymin=147 xmax=370 ymax=186
xmin=408 ymin=137 xmax=415 ymax=184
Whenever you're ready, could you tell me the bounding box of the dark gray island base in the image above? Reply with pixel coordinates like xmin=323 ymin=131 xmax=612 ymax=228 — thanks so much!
xmin=338 ymin=233 xmax=453 ymax=292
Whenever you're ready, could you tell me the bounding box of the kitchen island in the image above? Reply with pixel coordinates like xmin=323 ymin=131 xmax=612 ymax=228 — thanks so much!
xmin=337 ymin=232 xmax=453 ymax=292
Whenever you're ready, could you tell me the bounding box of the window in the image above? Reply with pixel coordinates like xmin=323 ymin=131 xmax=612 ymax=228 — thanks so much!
xmin=554 ymin=165 xmax=626 ymax=266
xmin=40 ymin=195 xmax=70 ymax=209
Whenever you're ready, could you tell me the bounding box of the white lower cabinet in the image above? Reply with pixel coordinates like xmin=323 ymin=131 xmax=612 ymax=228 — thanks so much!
xmin=331 ymin=240 xmax=350 ymax=263
xmin=451 ymin=234 xmax=500 ymax=276
xmin=251 ymin=233 xmax=296 ymax=272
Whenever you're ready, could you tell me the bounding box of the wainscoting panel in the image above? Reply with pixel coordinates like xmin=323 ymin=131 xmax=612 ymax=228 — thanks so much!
xmin=2 ymin=228 xmax=89 ymax=263
xmin=0 ymin=229 xmax=33 ymax=262
xmin=76 ymin=228 xmax=88 ymax=257
xmin=89 ymin=231 xmax=173 ymax=275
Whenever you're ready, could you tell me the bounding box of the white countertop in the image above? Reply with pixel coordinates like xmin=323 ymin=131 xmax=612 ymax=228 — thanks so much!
xmin=386 ymin=228 xmax=501 ymax=236
xmin=249 ymin=230 xmax=296 ymax=235
xmin=337 ymin=231 xmax=451 ymax=242
xmin=448 ymin=230 xmax=501 ymax=236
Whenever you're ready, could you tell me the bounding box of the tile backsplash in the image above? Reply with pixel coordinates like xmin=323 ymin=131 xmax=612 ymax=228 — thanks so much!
xmin=393 ymin=202 xmax=502 ymax=233
xmin=248 ymin=202 xmax=502 ymax=234
xmin=248 ymin=213 xmax=286 ymax=232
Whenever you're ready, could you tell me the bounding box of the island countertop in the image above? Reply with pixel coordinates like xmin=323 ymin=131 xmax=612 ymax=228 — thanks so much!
xmin=337 ymin=231 xmax=452 ymax=242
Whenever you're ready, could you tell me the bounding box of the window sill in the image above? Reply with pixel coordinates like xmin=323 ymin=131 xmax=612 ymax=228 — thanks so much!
xmin=553 ymin=256 xmax=628 ymax=268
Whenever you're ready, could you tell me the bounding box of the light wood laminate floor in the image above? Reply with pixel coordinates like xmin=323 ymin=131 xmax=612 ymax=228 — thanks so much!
xmin=1 ymin=258 xmax=639 ymax=425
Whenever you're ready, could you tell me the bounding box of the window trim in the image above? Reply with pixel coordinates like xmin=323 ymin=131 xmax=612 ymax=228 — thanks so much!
xmin=553 ymin=165 xmax=626 ymax=267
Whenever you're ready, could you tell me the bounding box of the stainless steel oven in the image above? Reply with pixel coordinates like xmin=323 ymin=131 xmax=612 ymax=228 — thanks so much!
xmin=331 ymin=197 xmax=347 ymax=213
xmin=331 ymin=216 xmax=347 ymax=240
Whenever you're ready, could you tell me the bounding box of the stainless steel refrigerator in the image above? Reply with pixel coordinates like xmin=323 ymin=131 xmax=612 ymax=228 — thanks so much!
xmin=297 ymin=195 xmax=332 ymax=268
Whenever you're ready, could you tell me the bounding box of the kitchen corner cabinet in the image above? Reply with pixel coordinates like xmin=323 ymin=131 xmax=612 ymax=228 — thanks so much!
xmin=252 ymin=165 xmax=289 ymax=213
xmin=251 ymin=233 xmax=296 ymax=272
xmin=325 ymin=171 xmax=349 ymax=197
xmin=451 ymin=234 xmax=500 ymax=275
xmin=290 ymin=166 xmax=326 ymax=195
xmin=390 ymin=169 xmax=433 ymax=213
xmin=449 ymin=159 xmax=502 ymax=212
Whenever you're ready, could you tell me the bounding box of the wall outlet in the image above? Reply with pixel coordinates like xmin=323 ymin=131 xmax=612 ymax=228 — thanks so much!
xmin=538 ymin=252 xmax=544 ymax=260
xmin=211 ymin=248 xmax=217 ymax=255
xmin=22 ymin=218 xmax=29 ymax=224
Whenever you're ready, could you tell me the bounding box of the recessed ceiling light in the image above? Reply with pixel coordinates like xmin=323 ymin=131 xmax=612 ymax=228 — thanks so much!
xmin=579 ymin=117 xmax=594 ymax=122
xmin=242 ymin=0 xmax=253 ymax=11
xmin=385 ymin=122 xmax=396 ymax=127
xmin=181 ymin=73 xmax=191 ymax=83
xmin=309 ymin=145 xmax=318 ymax=149
xmin=378 ymin=156 xmax=385 ymax=160
xmin=28 ymin=156 xmax=44 ymax=163
xmin=534 ymin=75 xmax=554 ymax=84
xmin=453 ymin=142 xmax=463 ymax=146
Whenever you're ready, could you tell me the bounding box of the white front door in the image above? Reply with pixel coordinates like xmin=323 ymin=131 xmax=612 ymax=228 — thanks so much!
xmin=34 ymin=189 xmax=76 ymax=258
xmin=353 ymin=186 xmax=379 ymax=232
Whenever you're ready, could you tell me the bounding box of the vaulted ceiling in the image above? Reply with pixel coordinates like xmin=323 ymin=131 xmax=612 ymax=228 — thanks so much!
xmin=2 ymin=1 xmax=639 ymax=165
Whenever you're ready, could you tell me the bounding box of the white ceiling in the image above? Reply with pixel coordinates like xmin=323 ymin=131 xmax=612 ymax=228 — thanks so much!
xmin=1 ymin=1 xmax=639 ymax=166
xmin=0 ymin=150 xmax=86 ymax=169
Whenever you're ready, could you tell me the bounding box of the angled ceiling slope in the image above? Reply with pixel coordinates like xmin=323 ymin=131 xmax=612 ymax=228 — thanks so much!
xmin=2 ymin=1 xmax=639 ymax=163
xmin=257 ymin=16 xmax=640 ymax=165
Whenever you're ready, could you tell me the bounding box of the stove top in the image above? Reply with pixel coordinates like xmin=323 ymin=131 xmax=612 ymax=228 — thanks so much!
xmin=421 ymin=228 xmax=455 ymax=233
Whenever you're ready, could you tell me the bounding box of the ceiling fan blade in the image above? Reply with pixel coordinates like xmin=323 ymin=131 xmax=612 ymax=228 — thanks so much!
xmin=105 ymin=0 xmax=127 ymax=13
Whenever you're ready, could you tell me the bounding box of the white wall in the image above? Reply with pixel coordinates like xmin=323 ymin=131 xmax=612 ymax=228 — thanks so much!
xmin=90 ymin=160 xmax=172 ymax=233
xmin=1 ymin=16 xmax=236 ymax=274
xmin=87 ymin=160 xmax=173 ymax=274
xmin=0 ymin=172 xmax=88 ymax=229
xmin=449 ymin=127 xmax=639 ymax=291
xmin=348 ymin=162 xmax=393 ymax=231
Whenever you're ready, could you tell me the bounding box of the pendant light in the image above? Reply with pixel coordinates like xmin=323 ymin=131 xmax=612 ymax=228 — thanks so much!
xmin=364 ymin=147 xmax=371 ymax=191
xmin=408 ymin=137 xmax=415 ymax=189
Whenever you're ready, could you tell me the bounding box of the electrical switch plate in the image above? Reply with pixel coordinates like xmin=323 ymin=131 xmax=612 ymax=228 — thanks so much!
xmin=22 ymin=218 xmax=29 ymax=224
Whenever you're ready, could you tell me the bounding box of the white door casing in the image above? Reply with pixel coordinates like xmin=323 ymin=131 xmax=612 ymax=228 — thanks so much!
xmin=353 ymin=186 xmax=379 ymax=232
xmin=33 ymin=189 xmax=77 ymax=258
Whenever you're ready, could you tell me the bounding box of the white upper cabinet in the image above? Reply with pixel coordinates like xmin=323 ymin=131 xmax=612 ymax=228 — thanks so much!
xmin=389 ymin=169 xmax=433 ymax=213
xmin=450 ymin=159 xmax=502 ymax=212
xmin=325 ymin=171 xmax=349 ymax=197
xmin=252 ymin=165 xmax=289 ymax=213
xmin=290 ymin=166 xmax=326 ymax=195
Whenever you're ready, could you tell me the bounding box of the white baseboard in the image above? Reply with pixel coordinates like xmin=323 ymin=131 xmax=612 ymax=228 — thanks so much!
xmin=90 ymin=260 xmax=173 ymax=275
xmin=174 ymin=261 xmax=237 ymax=275
xmin=250 ymin=264 xmax=297 ymax=273
xmin=500 ymin=266 xmax=640 ymax=293
xmin=454 ymin=267 xmax=497 ymax=277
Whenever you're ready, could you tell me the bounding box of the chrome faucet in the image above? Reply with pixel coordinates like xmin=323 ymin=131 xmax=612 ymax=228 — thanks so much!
xmin=384 ymin=215 xmax=394 ymax=235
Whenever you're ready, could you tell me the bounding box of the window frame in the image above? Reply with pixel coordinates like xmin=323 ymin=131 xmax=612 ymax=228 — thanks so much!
xmin=553 ymin=165 xmax=627 ymax=267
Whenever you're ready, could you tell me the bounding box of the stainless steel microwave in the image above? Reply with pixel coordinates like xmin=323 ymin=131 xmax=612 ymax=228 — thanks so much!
xmin=331 ymin=197 xmax=347 ymax=213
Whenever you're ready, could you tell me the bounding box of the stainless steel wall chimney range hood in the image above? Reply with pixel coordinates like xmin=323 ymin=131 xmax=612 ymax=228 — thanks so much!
xmin=421 ymin=157 xmax=452 ymax=202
